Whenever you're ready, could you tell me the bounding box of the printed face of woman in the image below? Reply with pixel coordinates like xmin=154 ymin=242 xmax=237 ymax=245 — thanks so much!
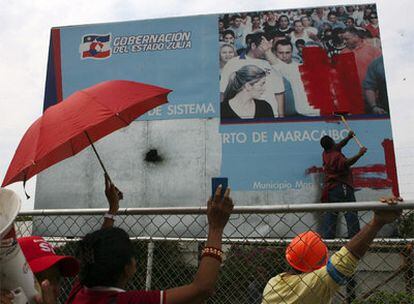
xmin=220 ymin=46 xmax=236 ymax=63
xmin=246 ymin=77 xmax=266 ymax=99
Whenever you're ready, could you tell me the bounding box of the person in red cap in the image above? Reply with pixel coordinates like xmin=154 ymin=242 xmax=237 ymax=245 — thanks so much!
xmin=0 ymin=174 xmax=120 ymax=304
xmin=262 ymin=197 xmax=402 ymax=304
xmin=18 ymin=236 xmax=80 ymax=297
xmin=0 ymin=236 xmax=79 ymax=304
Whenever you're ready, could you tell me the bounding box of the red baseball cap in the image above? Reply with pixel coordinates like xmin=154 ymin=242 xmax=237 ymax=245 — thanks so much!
xmin=285 ymin=231 xmax=328 ymax=273
xmin=18 ymin=236 xmax=79 ymax=277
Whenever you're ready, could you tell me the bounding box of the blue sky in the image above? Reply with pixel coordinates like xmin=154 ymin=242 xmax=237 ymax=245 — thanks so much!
xmin=0 ymin=0 xmax=413 ymax=209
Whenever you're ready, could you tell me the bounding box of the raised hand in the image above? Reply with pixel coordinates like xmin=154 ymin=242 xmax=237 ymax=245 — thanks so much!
xmin=104 ymin=173 xmax=123 ymax=214
xmin=207 ymin=186 xmax=234 ymax=230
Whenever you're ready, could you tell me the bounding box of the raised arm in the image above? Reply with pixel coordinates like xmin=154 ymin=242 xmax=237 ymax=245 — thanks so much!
xmin=337 ymin=131 xmax=354 ymax=149
xmin=345 ymin=147 xmax=367 ymax=167
xmin=165 ymin=186 xmax=234 ymax=304
xmin=345 ymin=197 xmax=402 ymax=259
xmin=101 ymin=174 xmax=123 ymax=229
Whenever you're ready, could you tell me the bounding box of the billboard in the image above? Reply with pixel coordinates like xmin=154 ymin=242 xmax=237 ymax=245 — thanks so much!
xmin=35 ymin=3 xmax=398 ymax=237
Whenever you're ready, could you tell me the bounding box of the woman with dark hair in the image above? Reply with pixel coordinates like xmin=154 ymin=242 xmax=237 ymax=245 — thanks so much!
xmin=221 ymin=65 xmax=274 ymax=120
xmin=66 ymin=186 xmax=234 ymax=304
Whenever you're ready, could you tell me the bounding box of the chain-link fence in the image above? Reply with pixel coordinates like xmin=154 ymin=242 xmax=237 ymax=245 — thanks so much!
xmin=15 ymin=202 xmax=414 ymax=304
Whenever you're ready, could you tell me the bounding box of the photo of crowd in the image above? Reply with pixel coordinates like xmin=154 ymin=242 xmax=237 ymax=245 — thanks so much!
xmin=219 ymin=4 xmax=389 ymax=121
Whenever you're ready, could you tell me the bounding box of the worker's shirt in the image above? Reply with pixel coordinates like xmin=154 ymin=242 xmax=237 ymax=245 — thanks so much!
xmin=261 ymin=247 xmax=358 ymax=304
xmin=322 ymin=146 xmax=353 ymax=191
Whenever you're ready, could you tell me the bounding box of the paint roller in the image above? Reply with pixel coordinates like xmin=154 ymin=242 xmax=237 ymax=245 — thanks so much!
xmin=333 ymin=111 xmax=364 ymax=148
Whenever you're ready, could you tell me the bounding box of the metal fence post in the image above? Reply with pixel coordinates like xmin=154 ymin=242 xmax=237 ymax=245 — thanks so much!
xmin=145 ymin=241 xmax=155 ymax=291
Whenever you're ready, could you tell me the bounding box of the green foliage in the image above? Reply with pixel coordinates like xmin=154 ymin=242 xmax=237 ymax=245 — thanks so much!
xmin=147 ymin=240 xmax=197 ymax=290
xmin=352 ymin=291 xmax=414 ymax=304
xmin=398 ymin=211 xmax=414 ymax=238
xmin=209 ymin=244 xmax=287 ymax=304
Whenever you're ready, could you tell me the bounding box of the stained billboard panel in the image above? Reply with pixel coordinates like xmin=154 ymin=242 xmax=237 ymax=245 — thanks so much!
xmin=35 ymin=4 xmax=398 ymax=237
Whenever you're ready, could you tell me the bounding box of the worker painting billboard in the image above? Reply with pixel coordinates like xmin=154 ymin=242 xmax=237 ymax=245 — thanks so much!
xmin=36 ymin=3 xmax=398 ymax=236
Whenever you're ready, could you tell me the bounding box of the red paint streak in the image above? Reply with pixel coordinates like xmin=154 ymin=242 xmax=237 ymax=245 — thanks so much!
xmin=52 ymin=28 xmax=63 ymax=102
xmin=300 ymin=47 xmax=365 ymax=116
xmin=332 ymin=53 xmax=365 ymax=114
xmin=382 ymin=139 xmax=400 ymax=196
xmin=352 ymin=164 xmax=387 ymax=174
xmin=353 ymin=177 xmax=391 ymax=188
xmin=300 ymin=47 xmax=333 ymax=116
xmin=307 ymin=139 xmax=399 ymax=193
xmin=307 ymin=164 xmax=391 ymax=189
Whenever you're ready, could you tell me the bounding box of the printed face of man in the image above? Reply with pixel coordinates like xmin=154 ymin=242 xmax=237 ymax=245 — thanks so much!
xmin=279 ymin=16 xmax=289 ymax=29
xmin=346 ymin=18 xmax=355 ymax=27
xmin=224 ymin=34 xmax=235 ymax=44
xmin=294 ymin=21 xmax=304 ymax=33
xmin=267 ymin=12 xmax=276 ymax=22
xmin=328 ymin=14 xmax=337 ymax=23
xmin=233 ymin=17 xmax=242 ymax=28
xmin=370 ymin=15 xmax=378 ymax=25
xmin=342 ymin=31 xmax=360 ymax=49
xmin=218 ymin=21 xmax=224 ymax=30
xmin=301 ymin=17 xmax=311 ymax=27
xmin=276 ymin=44 xmax=293 ymax=64
xmin=252 ymin=16 xmax=260 ymax=27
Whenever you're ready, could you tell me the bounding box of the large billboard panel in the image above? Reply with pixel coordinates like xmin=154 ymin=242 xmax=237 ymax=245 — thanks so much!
xmin=35 ymin=3 xmax=398 ymax=237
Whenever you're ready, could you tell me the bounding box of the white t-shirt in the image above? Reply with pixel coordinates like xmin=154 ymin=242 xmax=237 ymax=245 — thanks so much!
xmin=271 ymin=58 xmax=319 ymax=116
xmin=305 ymin=26 xmax=318 ymax=36
xmin=290 ymin=31 xmax=312 ymax=46
xmin=220 ymin=55 xmax=285 ymax=117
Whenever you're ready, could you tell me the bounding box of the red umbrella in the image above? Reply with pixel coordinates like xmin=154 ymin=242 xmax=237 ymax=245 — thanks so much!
xmin=2 ymin=80 xmax=171 ymax=195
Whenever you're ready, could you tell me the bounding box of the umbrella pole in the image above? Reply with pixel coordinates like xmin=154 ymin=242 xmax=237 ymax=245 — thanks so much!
xmin=84 ymin=131 xmax=112 ymax=183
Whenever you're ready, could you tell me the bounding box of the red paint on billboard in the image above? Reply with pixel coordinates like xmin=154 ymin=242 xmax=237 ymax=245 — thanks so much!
xmin=300 ymin=47 xmax=365 ymax=116
xmin=382 ymin=139 xmax=400 ymax=196
xmin=52 ymin=28 xmax=63 ymax=103
xmin=306 ymin=139 xmax=399 ymax=193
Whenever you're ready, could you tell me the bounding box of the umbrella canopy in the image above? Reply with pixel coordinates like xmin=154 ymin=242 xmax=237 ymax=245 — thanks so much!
xmin=2 ymin=80 xmax=171 ymax=187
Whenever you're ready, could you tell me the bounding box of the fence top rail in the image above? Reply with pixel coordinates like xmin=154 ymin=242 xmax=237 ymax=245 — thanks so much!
xmin=18 ymin=201 xmax=414 ymax=216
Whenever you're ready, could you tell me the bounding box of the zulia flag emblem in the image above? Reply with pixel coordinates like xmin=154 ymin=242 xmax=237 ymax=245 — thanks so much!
xmin=79 ymin=34 xmax=111 ymax=59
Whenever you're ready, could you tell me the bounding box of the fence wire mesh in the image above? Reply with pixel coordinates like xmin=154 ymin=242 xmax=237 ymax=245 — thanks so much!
xmin=14 ymin=203 xmax=414 ymax=304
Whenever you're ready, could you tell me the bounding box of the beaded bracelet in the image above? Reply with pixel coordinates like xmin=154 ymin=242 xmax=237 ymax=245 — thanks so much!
xmin=201 ymin=246 xmax=223 ymax=263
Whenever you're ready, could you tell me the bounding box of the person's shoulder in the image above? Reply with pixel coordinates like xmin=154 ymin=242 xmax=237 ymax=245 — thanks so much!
xmin=221 ymin=57 xmax=243 ymax=75
xmin=264 ymin=273 xmax=284 ymax=286
xmin=247 ymin=57 xmax=273 ymax=70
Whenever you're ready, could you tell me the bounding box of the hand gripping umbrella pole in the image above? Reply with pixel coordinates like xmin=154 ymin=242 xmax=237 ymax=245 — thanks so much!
xmin=84 ymin=132 xmax=124 ymax=201
xmin=84 ymin=131 xmax=113 ymax=183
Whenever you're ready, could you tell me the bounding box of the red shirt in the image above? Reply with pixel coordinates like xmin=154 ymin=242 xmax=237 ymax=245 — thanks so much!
xmin=322 ymin=146 xmax=353 ymax=195
xmin=364 ymin=24 xmax=380 ymax=38
xmin=66 ymin=280 xmax=165 ymax=304
xmin=341 ymin=42 xmax=381 ymax=86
